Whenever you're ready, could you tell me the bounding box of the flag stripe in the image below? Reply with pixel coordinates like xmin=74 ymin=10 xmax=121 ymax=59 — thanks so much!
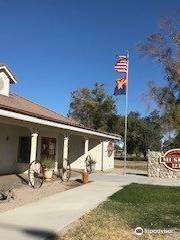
xmin=114 ymin=56 xmax=128 ymax=73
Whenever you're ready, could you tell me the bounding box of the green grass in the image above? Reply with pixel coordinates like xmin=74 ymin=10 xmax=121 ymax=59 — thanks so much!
xmin=108 ymin=183 xmax=180 ymax=229
xmin=62 ymin=184 xmax=180 ymax=240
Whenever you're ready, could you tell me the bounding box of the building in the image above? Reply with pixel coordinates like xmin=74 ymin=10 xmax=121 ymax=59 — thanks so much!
xmin=0 ymin=64 xmax=120 ymax=175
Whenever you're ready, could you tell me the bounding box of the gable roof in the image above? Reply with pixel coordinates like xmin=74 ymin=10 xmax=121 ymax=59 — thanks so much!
xmin=0 ymin=64 xmax=17 ymax=84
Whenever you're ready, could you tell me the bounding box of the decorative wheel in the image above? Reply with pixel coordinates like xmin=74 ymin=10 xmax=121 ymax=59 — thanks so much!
xmin=28 ymin=161 xmax=44 ymax=188
xmin=60 ymin=159 xmax=71 ymax=182
xmin=85 ymin=155 xmax=92 ymax=173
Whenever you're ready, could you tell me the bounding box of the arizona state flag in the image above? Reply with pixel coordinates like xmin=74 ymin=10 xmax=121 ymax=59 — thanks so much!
xmin=114 ymin=77 xmax=127 ymax=96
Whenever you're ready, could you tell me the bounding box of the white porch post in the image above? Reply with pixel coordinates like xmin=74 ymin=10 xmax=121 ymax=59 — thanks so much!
xmin=101 ymin=141 xmax=104 ymax=172
xmin=30 ymin=132 xmax=38 ymax=163
xmin=84 ymin=138 xmax=89 ymax=170
xmin=84 ymin=138 xmax=89 ymax=156
xmin=29 ymin=130 xmax=38 ymax=185
xmin=63 ymin=135 xmax=69 ymax=167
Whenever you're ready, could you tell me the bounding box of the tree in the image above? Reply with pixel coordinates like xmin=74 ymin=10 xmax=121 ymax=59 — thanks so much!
xmin=69 ymin=84 xmax=162 ymax=158
xmin=163 ymin=132 xmax=180 ymax=151
xmin=69 ymin=83 xmax=117 ymax=131
xmin=137 ymin=11 xmax=180 ymax=132
xmin=125 ymin=111 xmax=162 ymax=158
xmin=126 ymin=112 xmax=143 ymax=155
xmin=141 ymin=110 xmax=162 ymax=157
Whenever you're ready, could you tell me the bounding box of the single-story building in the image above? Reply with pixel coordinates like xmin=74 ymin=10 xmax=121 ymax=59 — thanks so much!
xmin=0 ymin=64 xmax=120 ymax=175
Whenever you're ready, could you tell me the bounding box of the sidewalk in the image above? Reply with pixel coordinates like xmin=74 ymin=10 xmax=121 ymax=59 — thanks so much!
xmin=0 ymin=178 xmax=121 ymax=240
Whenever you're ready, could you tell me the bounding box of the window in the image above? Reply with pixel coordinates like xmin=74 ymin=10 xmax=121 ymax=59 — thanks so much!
xmin=41 ymin=137 xmax=56 ymax=160
xmin=18 ymin=136 xmax=31 ymax=163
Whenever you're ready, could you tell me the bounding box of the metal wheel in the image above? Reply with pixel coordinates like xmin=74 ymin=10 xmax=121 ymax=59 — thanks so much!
xmin=28 ymin=161 xmax=44 ymax=188
xmin=60 ymin=159 xmax=71 ymax=182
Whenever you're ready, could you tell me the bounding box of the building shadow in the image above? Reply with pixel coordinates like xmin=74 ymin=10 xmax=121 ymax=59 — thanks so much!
xmin=127 ymin=173 xmax=148 ymax=177
xmin=16 ymin=174 xmax=29 ymax=185
xmin=0 ymin=222 xmax=60 ymax=240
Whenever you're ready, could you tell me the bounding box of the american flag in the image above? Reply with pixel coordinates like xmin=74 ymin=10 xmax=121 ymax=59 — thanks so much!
xmin=114 ymin=55 xmax=128 ymax=73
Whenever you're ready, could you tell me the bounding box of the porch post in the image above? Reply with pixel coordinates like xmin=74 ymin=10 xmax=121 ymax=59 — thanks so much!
xmin=84 ymin=138 xmax=89 ymax=170
xmin=30 ymin=132 xmax=38 ymax=163
xmin=63 ymin=134 xmax=69 ymax=167
xmin=84 ymin=138 xmax=89 ymax=156
xmin=29 ymin=130 xmax=38 ymax=186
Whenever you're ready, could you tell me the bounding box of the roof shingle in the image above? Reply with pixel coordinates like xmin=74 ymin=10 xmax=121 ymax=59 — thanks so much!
xmin=0 ymin=93 xmax=80 ymax=126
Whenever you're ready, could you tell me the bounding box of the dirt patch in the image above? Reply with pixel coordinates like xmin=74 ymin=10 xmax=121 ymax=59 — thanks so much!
xmin=0 ymin=179 xmax=82 ymax=213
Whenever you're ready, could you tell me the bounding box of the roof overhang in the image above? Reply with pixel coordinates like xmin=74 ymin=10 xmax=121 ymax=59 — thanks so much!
xmin=0 ymin=65 xmax=17 ymax=84
xmin=0 ymin=109 xmax=120 ymax=140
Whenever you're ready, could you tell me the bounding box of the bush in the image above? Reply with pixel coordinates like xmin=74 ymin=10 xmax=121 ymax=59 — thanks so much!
xmin=42 ymin=158 xmax=54 ymax=169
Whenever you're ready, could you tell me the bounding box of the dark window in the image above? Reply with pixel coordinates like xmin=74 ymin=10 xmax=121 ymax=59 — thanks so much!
xmin=41 ymin=137 xmax=56 ymax=160
xmin=18 ymin=136 xmax=31 ymax=163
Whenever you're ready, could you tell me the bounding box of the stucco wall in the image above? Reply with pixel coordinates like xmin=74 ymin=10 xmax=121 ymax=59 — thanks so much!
xmin=102 ymin=141 xmax=114 ymax=170
xmin=69 ymin=135 xmax=86 ymax=169
xmin=70 ymin=137 xmax=114 ymax=171
xmin=148 ymin=150 xmax=180 ymax=178
xmin=0 ymin=123 xmax=63 ymax=174
xmin=0 ymin=123 xmax=30 ymax=174
xmin=0 ymin=71 xmax=10 ymax=96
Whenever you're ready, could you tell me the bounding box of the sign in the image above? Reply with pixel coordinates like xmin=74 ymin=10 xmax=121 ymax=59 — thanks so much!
xmin=107 ymin=141 xmax=114 ymax=157
xmin=160 ymin=149 xmax=180 ymax=171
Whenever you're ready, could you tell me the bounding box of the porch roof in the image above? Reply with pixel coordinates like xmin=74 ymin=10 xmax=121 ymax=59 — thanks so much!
xmin=0 ymin=93 xmax=120 ymax=140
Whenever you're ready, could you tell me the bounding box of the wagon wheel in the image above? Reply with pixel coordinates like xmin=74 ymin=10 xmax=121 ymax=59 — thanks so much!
xmin=60 ymin=159 xmax=71 ymax=182
xmin=28 ymin=161 xmax=44 ymax=188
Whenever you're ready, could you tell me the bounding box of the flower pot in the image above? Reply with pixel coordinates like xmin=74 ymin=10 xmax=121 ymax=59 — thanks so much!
xmin=82 ymin=171 xmax=89 ymax=184
xmin=44 ymin=169 xmax=54 ymax=181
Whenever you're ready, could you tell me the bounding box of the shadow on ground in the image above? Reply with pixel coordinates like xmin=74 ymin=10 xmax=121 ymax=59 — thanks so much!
xmin=0 ymin=222 xmax=60 ymax=239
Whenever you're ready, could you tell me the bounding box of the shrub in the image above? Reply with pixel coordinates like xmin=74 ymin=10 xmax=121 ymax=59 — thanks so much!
xmin=42 ymin=158 xmax=54 ymax=169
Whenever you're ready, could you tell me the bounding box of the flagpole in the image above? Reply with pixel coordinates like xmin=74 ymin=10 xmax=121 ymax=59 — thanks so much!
xmin=124 ymin=50 xmax=129 ymax=175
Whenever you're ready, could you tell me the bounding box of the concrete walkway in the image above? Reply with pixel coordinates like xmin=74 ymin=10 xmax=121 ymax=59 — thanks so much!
xmin=91 ymin=171 xmax=180 ymax=187
xmin=0 ymin=172 xmax=180 ymax=240
xmin=0 ymin=178 xmax=121 ymax=240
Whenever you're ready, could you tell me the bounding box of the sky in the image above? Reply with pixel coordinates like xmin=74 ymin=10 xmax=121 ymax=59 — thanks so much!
xmin=0 ymin=0 xmax=179 ymax=116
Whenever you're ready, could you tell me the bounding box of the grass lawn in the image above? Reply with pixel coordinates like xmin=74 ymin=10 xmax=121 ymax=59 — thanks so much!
xmin=114 ymin=160 xmax=147 ymax=171
xmin=61 ymin=184 xmax=180 ymax=240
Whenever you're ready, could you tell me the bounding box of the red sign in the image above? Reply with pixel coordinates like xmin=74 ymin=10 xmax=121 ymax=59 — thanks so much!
xmin=160 ymin=149 xmax=180 ymax=171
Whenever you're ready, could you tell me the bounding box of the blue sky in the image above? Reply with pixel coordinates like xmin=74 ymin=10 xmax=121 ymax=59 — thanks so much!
xmin=0 ymin=0 xmax=179 ymax=116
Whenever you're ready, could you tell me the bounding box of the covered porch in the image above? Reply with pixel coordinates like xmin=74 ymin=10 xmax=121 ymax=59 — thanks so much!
xmin=0 ymin=114 xmax=116 ymax=176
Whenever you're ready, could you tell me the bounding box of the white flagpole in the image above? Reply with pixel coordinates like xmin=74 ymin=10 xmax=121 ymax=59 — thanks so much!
xmin=124 ymin=51 xmax=129 ymax=175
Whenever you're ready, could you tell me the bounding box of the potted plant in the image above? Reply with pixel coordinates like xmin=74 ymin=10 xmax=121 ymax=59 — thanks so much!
xmin=42 ymin=158 xmax=54 ymax=181
xmin=85 ymin=155 xmax=96 ymax=173
xmin=89 ymin=159 xmax=96 ymax=173
xmin=81 ymin=170 xmax=89 ymax=184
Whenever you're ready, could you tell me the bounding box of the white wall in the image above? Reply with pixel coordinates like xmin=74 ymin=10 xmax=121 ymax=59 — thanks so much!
xmin=0 ymin=71 xmax=10 ymax=96
xmin=88 ymin=138 xmax=102 ymax=170
xmin=69 ymin=136 xmax=114 ymax=171
xmin=69 ymin=135 xmax=86 ymax=169
xmin=102 ymin=141 xmax=114 ymax=170
xmin=0 ymin=123 xmax=30 ymax=174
